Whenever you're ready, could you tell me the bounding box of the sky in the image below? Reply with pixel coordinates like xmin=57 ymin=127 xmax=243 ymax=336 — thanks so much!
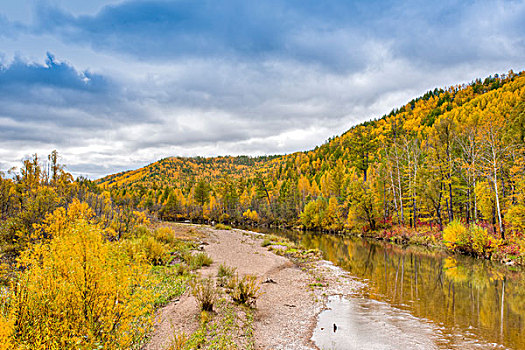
xmin=0 ymin=0 xmax=524 ymax=179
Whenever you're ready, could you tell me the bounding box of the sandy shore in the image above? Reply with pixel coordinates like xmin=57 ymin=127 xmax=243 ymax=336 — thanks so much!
xmin=145 ymin=225 xmax=361 ymax=350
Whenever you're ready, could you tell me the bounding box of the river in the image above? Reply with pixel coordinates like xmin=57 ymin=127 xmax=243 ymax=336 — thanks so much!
xmin=256 ymin=228 xmax=525 ymax=349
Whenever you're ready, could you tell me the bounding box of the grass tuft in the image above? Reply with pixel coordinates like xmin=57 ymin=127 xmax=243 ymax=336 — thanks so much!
xmin=191 ymin=278 xmax=218 ymax=312
xmin=227 ymin=274 xmax=261 ymax=306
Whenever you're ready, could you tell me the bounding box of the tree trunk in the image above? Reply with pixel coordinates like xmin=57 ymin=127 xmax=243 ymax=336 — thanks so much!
xmin=493 ymin=159 xmax=505 ymax=239
xmin=413 ymin=157 xmax=418 ymax=228
xmin=448 ymin=180 xmax=454 ymax=222
xmin=395 ymin=149 xmax=404 ymax=225
xmin=389 ymin=168 xmax=400 ymax=225
xmin=466 ymin=186 xmax=471 ymax=224
xmin=446 ymin=142 xmax=454 ymax=222
xmin=473 ymin=178 xmax=478 ymax=223
xmin=364 ymin=152 xmax=368 ymax=182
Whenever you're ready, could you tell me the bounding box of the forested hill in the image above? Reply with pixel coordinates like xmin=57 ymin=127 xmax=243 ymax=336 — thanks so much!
xmin=98 ymin=155 xmax=282 ymax=190
xmin=98 ymin=70 xmax=525 ymax=240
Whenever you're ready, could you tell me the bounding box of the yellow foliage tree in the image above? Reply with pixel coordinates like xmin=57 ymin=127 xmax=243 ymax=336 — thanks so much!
xmin=3 ymin=202 xmax=154 ymax=349
xmin=243 ymin=209 xmax=259 ymax=223
xmin=322 ymin=197 xmax=342 ymax=231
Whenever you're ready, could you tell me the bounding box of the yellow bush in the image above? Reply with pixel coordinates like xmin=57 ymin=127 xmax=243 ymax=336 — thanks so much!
xmin=0 ymin=312 xmax=14 ymax=350
xmin=154 ymin=226 xmax=177 ymax=246
xmin=506 ymin=204 xmax=525 ymax=233
xmin=215 ymin=223 xmax=232 ymax=230
xmin=34 ymin=199 xmax=94 ymax=239
xmin=190 ymin=278 xmax=217 ymax=312
xmin=133 ymin=210 xmax=151 ymax=225
xmin=443 ymin=220 xmax=497 ymax=257
xmin=5 ymin=207 xmax=154 ymax=349
xmin=184 ymin=252 xmax=213 ymax=270
xmin=227 ymin=274 xmax=261 ymax=306
xmin=469 ymin=225 xmax=491 ymax=256
xmin=242 ymin=209 xmax=259 ymax=223
xmin=443 ymin=220 xmax=468 ymax=249
xmin=142 ymin=236 xmax=170 ymax=265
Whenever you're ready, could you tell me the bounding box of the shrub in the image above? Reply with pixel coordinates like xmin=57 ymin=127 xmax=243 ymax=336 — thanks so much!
xmin=242 ymin=209 xmax=259 ymax=223
xmin=261 ymin=234 xmax=287 ymax=248
xmin=131 ymin=225 xmax=149 ymax=239
xmin=443 ymin=220 xmax=468 ymax=250
xmin=218 ymin=213 xmax=230 ymax=224
xmin=154 ymin=226 xmax=178 ymax=246
xmin=469 ymin=225 xmax=492 ymax=256
xmin=215 ymin=223 xmax=232 ymax=230
xmin=191 ymin=278 xmax=217 ymax=312
xmin=185 ymin=252 xmax=213 ymax=270
xmin=217 ymin=264 xmax=236 ymax=278
xmin=143 ymin=236 xmax=170 ymax=265
xmin=4 ymin=215 xmax=154 ymax=349
xmin=168 ymin=332 xmax=189 ymax=350
xmin=174 ymin=263 xmax=189 ymax=276
xmin=228 ymin=274 xmax=260 ymax=306
xmin=443 ymin=220 xmax=498 ymax=257
xmin=217 ymin=264 xmax=236 ymax=287
xmin=506 ymin=204 xmax=525 ymax=233
xmin=0 ymin=311 xmax=13 ymax=350
xmin=261 ymin=238 xmax=272 ymax=247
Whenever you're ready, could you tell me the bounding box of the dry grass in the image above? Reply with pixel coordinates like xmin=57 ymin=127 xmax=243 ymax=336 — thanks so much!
xmin=150 ymin=222 xmax=207 ymax=241
xmin=227 ymin=274 xmax=261 ymax=307
xmin=190 ymin=278 xmax=218 ymax=312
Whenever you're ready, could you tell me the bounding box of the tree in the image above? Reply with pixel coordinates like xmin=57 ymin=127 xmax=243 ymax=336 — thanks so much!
xmin=345 ymin=125 xmax=376 ymax=182
xmin=47 ymin=150 xmax=63 ymax=185
xmin=159 ymin=192 xmax=179 ymax=221
xmin=300 ymin=198 xmax=327 ymax=230
xmin=346 ymin=171 xmax=380 ymax=231
xmin=457 ymin=127 xmax=482 ymax=223
xmin=432 ymin=117 xmax=456 ymax=223
xmin=480 ymin=119 xmax=512 ymax=239
xmin=218 ymin=176 xmax=239 ymax=218
xmin=194 ymin=179 xmax=210 ymax=207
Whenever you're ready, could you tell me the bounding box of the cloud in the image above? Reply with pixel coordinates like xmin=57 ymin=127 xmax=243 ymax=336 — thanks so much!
xmin=0 ymin=53 xmax=130 ymax=131
xmin=0 ymin=52 xmax=414 ymax=178
xmin=0 ymin=0 xmax=524 ymax=178
xmin=0 ymin=53 xmax=108 ymax=91
xmin=29 ymin=0 xmax=525 ymax=71
xmin=0 ymin=13 xmax=25 ymax=37
xmin=34 ymin=1 xmax=290 ymax=57
xmin=30 ymin=0 xmax=394 ymax=72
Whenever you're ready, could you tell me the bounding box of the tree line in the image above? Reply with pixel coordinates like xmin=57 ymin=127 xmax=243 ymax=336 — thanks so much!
xmin=101 ymin=72 xmax=525 ymax=237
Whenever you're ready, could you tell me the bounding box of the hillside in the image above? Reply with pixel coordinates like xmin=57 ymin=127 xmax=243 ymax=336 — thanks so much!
xmin=99 ymin=155 xmax=282 ymax=189
xmin=99 ymin=70 xmax=525 ymax=243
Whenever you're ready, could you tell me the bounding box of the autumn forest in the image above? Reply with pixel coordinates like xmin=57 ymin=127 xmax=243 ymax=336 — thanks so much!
xmin=100 ymin=70 xmax=525 ymax=262
xmin=1 ymin=70 xmax=525 ymax=348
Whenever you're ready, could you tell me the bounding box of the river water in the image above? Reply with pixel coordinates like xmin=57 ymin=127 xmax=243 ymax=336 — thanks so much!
xmin=258 ymin=229 xmax=525 ymax=350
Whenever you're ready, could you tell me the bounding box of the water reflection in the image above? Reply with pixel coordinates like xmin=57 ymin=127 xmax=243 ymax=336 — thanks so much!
xmin=262 ymin=229 xmax=525 ymax=349
xmin=314 ymin=295 xmax=440 ymax=350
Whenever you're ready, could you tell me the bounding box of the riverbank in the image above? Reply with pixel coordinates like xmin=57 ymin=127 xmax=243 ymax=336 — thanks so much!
xmin=164 ymin=218 xmax=525 ymax=267
xmin=145 ymin=223 xmax=361 ymax=350
xmin=368 ymin=223 xmax=525 ymax=267
xmin=258 ymin=222 xmax=524 ymax=267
